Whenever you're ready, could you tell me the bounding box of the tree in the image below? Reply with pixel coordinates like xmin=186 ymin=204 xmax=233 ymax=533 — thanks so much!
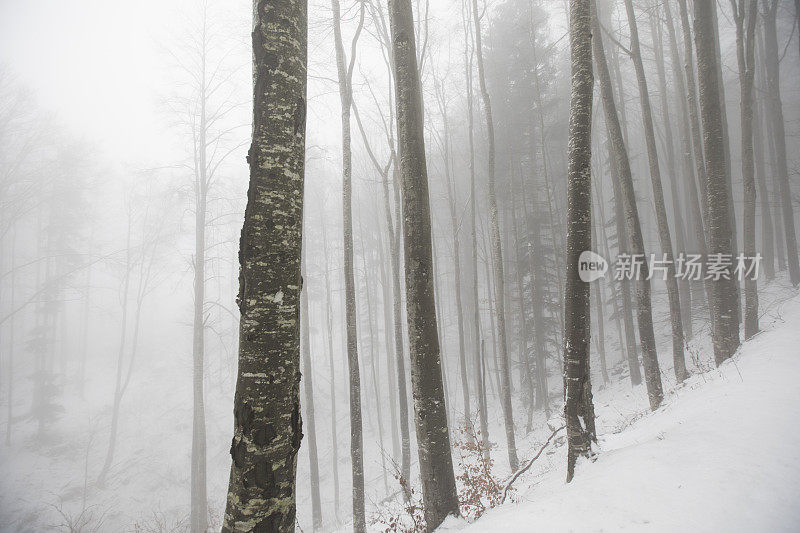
xmin=221 ymin=0 xmax=307 ymax=529
xmin=592 ymin=0 xmax=663 ymax=410
xmin=622 ymin=0 xmax=687 ymax=382
xmin=471 ymin=0 xmax=519 ymax=472
xmin=731 ymin=0 xmax=759 ymax=338
xmin=388 ymin=0 xmax=460 ymax=529
xmin=331 ymin=0 xmax=367 ymax=529
xmin=762 ymin=0 xmax=800 ymax=286
xmin=565 ymin=0 xmax=595 ymax=484
xmin=694 ymin=0 xmax=741 ymax=364
xmin=301 ymin=252 xmax=322 ymax=529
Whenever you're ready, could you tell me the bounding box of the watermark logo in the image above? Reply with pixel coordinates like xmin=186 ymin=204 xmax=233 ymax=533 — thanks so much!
xmin=577 ymin=251 xmax=762 ymax=282
xmin=578 ymin=250 xmax=608 ymax=282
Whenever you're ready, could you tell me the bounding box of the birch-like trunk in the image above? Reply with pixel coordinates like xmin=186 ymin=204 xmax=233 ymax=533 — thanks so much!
xmin=221 ymin=0 xmax=307 ymax=529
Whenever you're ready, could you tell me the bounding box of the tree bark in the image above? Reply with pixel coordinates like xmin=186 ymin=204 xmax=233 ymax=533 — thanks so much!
xmin=221 ymin=0 xmax=307 ymax=529
xmin=732 ymin=0 xmax=760 ymax=339
xmin=565 ymin=0 xmax=595 ymax=483
xmin=694 ymin=0 xmax=741 ymax=365
xmin=388 ymin=0 xmax=461 ymax=528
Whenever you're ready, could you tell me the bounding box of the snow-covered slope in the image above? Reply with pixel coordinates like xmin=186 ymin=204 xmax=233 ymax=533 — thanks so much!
xmin=442 ymin=286 xmax=800 ymax=532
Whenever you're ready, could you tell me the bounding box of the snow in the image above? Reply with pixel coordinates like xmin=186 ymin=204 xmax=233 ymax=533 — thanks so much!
xmin=2 ymin=275 xmax=799 ymax=532
xmin=440 ymin=281 xmax=800 ymax=532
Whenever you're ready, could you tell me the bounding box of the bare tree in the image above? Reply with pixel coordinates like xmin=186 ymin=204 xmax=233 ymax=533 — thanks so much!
xmin=762 ymin=0 xmax=800 ymax=286
xmin=592 ymin=0 xmax=663 ymax=410
xmin=471 ymin=0 xmax=519 ymax=472
xmin=694 ymin=0 xmax=741 ymax=364
xmin=622 ymin=0 xmax=687 ymax=382
xmin=732 ymin=0 xmax=760 ymax=338
xmin=331 ymin=0 xmax=367 ymax=528
xmin=388 ymin=0 xmax=461 ymax=528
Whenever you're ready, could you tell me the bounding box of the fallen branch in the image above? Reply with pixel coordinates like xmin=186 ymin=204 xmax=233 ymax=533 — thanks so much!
xmin=501 ymin=426 xmax=565 ymax=504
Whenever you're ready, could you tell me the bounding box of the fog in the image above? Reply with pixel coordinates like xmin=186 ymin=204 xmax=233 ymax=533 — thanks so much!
xmin=1 ymin=0 xmax=799 ymax=531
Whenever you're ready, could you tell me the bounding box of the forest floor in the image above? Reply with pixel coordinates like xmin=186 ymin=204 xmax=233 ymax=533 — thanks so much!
xmin=437 ymin=277 xmax=800 ymax=533
xmin=1 ymin=277 xmax=799 ymax=532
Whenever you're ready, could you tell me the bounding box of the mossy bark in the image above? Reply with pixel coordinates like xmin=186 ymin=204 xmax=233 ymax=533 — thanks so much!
xmin=222 ymin=1 xmax=307 ymax=530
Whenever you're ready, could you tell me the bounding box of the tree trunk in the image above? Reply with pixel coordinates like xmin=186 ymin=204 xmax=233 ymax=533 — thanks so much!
xmin=592 ymin=2 xmax=663 ymax=410
xmin=732 ymin=0 xmax=759 ymax=338
xmin=331 ymin=0 xmax=366 ymax=529
xmin=694 ymin=0 xmax=741 ymax=365
xmin=320 ymin=222 xmax=341 ymax=519
xmin=623 ymin=0 xmax=687 ymax=383
xmin=763 ymin=0 xmax=800 ymax=286
xmin=435 ymin=78 xmax=472 ymax=436
xmin=190 ymin=59 xmax=209 ymax=531
xmin=650 ymin=4 xmax=693 ymax=340
xmin=389 ymin=0 xmax=460 ymax=528
xmin=565 ymin=0 xmax=595 ymax=483
xmin=471 ymin=0 xmax=519 ymax=472
xmin=221 ymin=0 xmax=307 ymax=529
xmin=677 ymin=0 xmax=710 ymax=224
xmin=753 ymin=62 xmax=775 ymax=280
xmin=301 ymin=261 xmax=323 ymax=530
xmin=462 ymin=4 xmax=491 ymax=457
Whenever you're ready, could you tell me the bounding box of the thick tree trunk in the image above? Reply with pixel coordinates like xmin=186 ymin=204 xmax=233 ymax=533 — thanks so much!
xmin=763 ymin=0 xmax=800 ymax=286
xmin=623 ymin=0 xmax=687 ymax=383
xmin=564 ymin=0 xmax=595 ymax=484
xmin=471 ymin=0 xmax=519 ymax=472
xmin=301 ymin=262 xmax=323 ymax=530
xmin=221 ymin=1 xmax=307 ymax=529
xmin=592 ymin=2 xmax=663 ymax=410
xmin=732 ymin=0 xmax=759 ymax=339
xmin=694 ymin=0 xmax=741 ymax=365
xmin=388 ymin=0 xmax=461 ymax=529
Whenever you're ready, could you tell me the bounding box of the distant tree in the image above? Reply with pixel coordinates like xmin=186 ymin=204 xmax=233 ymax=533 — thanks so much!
xmin=731 ymin=0 xmax=759 ymax=338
